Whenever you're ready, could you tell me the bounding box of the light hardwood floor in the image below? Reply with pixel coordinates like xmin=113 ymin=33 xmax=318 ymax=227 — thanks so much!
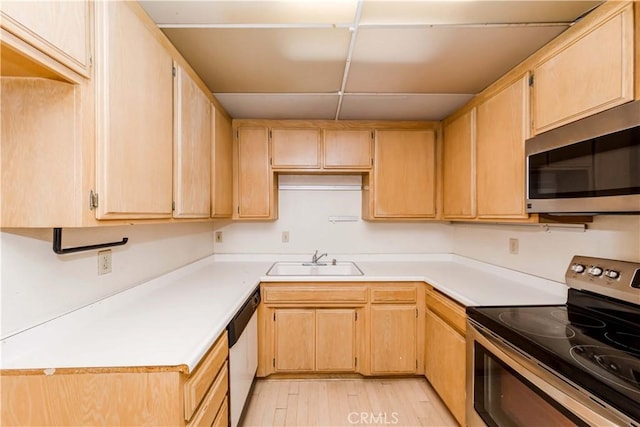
xmin=241 ymin=378 xmax=459 ymax=427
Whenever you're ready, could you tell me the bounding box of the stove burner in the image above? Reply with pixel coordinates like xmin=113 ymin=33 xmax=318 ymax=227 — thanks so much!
xmin=570 ymin=345 xmax=640 ymax=395
xmin=550 ymin=310 xmax=606 ymax=329
xmin=604 ymin=332 xmax=640 ymax=354
xmin=498 ymin=311 xmax=576 ymax=339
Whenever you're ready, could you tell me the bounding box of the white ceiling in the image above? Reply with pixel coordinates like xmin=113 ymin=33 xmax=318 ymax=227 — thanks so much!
xmin=140 ymin=1 xmax=601 ymax=121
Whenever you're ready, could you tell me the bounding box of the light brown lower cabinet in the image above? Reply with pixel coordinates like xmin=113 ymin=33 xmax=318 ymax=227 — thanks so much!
xmin=259 ymin=283 xmax=424 ymax=377
xmin=425 ymin=290 xmax=467 ymax=426
xmin=0 ymin=332 xmax=229 ymax=427
xmin=273 ymin=308 xmax=358 ymax=373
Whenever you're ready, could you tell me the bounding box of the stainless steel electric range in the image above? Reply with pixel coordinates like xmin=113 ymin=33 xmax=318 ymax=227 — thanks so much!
xmin=466 ymin=255 xmax=640 ymax=426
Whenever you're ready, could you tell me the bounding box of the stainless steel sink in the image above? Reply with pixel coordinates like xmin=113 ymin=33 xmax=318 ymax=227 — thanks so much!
xmin=266 ymin=261 xmax=363 ymax=276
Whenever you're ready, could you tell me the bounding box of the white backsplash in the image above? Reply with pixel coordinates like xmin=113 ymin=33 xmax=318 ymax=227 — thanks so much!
xmin=213 ymin=187 xmax=453 ymax=256
xmin=452 ymin=215 xmax=640 ymax=283
xmin=0 ymin=222 xmax=215 ymax=339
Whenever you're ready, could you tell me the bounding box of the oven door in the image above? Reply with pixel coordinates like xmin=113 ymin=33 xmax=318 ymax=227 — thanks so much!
xmin=466 ymin=321 xmax=628 ymax=427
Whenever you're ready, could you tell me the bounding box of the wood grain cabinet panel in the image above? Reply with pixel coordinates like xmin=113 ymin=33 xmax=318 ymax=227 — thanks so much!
xmin=425 ymin=310 xmax=466 ymax=426
xmin=271 ymin=128 xmax=321 ymax=169
xmin=274 ymin=309 xmax=315 ymax=372
xmin=323 ymin=129 xmax=372 ymax=169
xmin=532 ymin=5 xmax=634 ymax=134
xmin=370 ymin=305 xmax=417 ymax=374
xmin=443 ymin=109 xmax=476 ymax=219
xmin=173 ymin=63 xmax=211 ymax=218
xmin=476 ymin=75 xmax=529 ymax=219
xmin=95 ymin=0 xmax=174 ymax=219
xmin=370 ymin=129 xmax=436 ymax=218
xmin=211 ymin=108 xmax=233 ymax=218
xmin=236 ymin=127 xmax=275 ymax=219
xmin=316 ymin=309 xmax=356 ymax=372
xmin=0 ymin=0 xmax=91 ymax=77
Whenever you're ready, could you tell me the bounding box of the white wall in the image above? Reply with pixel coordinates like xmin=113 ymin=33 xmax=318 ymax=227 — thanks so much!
xmin=452 ymin=216 xmax=640 ymax=282
xmin=213 ymin=187 xmax=453 ymax=256
xmin=0 ymin=222 xmax=215 ymax=339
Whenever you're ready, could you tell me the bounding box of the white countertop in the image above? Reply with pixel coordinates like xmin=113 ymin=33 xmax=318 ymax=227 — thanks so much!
xmin=0 ymin=254 xmax=567 ymax=372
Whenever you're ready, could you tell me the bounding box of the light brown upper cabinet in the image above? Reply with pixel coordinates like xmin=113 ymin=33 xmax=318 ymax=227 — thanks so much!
xmin=173 ymin=63 xmax=211 ymax=218
xmin=235 ymin=127 xmax=277 ymax=219
xmin=323 ymin=129 xmax=372 ymax=169
xmin=94 ymin=1 xmax=173 ymax=219
xmin=532 ymin=4 xmax=634 ymax=134
xmin=211 ymin=108 xmax=233 ymax=218
xmin=0 ymin=1 xmax=91 ymax=78
xmin=476 ymin=75 xmax=529 ymax=219
xmin=443 ymin=109 xmax=476 ymax=219
xmin=271 ymin=128 xmax=321 ymax=169
xmin=365 ymin=129 xmax=437 ymax=219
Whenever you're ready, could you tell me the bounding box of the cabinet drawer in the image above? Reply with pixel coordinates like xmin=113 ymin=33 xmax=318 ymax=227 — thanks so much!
xmin=263 ymin=287 xmax=367 ymax=304
xmin=212 ymin=396 xmax=229 ymax=427
xmin=184 ymin=332 xmax=228 ymax=421
xmin=371 ymin=287 xmax=417 ymax=304
xmin=187 ymin=362 xmax=228 ymax=427
xmin=426 ymin=290 xmax=466 ymax=334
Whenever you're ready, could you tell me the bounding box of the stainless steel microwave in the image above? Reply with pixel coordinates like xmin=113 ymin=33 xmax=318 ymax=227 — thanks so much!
xmin=525 ymin=100 xmax=640 ymax=214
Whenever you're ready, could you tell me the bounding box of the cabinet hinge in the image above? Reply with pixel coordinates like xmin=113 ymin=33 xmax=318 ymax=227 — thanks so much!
xmin=89 ymin=55 xmax=93 ymax=67
xmin=355 ymin=312 xmax=358 ymax=321
xmin=172 ymin=201 xmax=176 ymax=211
xmin=529 ymin=74 xmax=534 ymax=86
xmin=416 ymin=360 xmax=418 ymax=369
xmin=238 ymin=206 xmax=240 ymax=214
xmin=416 ymin=308 xmax=418 ymax=318
xmin=273 ymin=312 xmax=276 ymax=321
xmin=172 ymin=66 xmax=176 ymax=77
xmin=355 ymin=357 xmax=358 ymax=367
xmin=273 ymin=358 xmax=275 ymax=367
xmin=370 ymin=130 xmax=374 ymax=139
xmin=89 ymin=190 xmax=99 ymax=210
xmin=371 ymin=158 xmax=373 ymax=166
xmin=270 ymin=158 xmax=272 ymax=166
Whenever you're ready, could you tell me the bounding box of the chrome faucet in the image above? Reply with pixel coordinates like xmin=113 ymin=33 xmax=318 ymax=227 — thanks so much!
xmin=311 ymin=250 xmax=328 ymax=264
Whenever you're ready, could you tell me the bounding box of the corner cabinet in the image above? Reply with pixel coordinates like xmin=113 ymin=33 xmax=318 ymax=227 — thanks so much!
xmin=94 ymin=0 xmax=174 ymax=219
xmin=364 ymin=129 xmax=437 ymax=219
xmin=234 ymin=127 xmax=278 ymax=219
xmin=442 ymin=109 xmax=476 ymax=219
xmin=173 ymin=63 xmax=211 ymax=218
xmin=532 ymin=3 xmax=634 ymax=134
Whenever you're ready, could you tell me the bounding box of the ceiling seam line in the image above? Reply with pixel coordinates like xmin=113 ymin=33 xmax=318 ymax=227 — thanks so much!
xmin=335 ymin=0 xmax=364 ymax=121
xmin=157 ymin=22 xmax=573 ymax=30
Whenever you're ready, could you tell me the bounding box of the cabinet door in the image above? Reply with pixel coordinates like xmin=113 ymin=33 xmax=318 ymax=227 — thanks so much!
xmin=211 ymin=108 xmax=233 ymax=218
xmin=271 ymin=128 xmax=320 ymax=169
xmin=95 ymin=1 xmax=173 ymax=219
xmin=0 ymin=1 xmax=91 ymax=77
xmin=236 ymin=127 xmax=273 ymax=218
xmin=443 ymin=109 xmax=476 ymax=219
xmin=532 ymin=6 xmax=634 ymax=134
xmin=425 ymin=310 xmax=466 ymax=426
xmin=274 ymin=309 xmax=315 ymax=372
xmin=173 ymin=64 xmax=211 ymax=218
xmin=373 ymin=130 xmax=436 ymax=218
xmin=323 ymin=129 xmax=372 ymax=169
xmin=316 ymin=309 xmax=356 ymax=372
xmin=476 ymin=75 xmax=529 ymax=219
xmin=370 ymin=305 xmax=417 ymax=374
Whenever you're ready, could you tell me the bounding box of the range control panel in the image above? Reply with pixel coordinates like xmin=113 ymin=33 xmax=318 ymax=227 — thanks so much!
xmin=566 ymin=255 xmax=640 ymax=304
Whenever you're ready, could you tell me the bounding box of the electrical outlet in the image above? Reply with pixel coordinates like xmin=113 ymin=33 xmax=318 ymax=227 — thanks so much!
xmin=215 ymin=231 xmax=223 ymax=243
xmin=98 ymin=249 xmax=112 ymax=275
xmin=509 ymin=238 xmax=519 ymax=255
xmin=282 ymin=231 xmax=290 ymax=243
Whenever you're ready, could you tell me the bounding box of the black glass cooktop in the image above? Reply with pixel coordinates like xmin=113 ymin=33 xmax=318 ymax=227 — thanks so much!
xmin=468 ymin=289 xmax=640 ymax=422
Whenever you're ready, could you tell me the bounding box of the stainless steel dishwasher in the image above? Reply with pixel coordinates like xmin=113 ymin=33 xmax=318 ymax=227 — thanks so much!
xmin=227 ymin=287 xmax=260 ymax=427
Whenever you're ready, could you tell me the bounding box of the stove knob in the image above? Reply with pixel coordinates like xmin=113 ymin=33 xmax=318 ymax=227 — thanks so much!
xmin=571 ymin=264 xmax=586 ymax=273
xmin=605 ymin=270 xmax=620 ymax=279
xmin=589 ymin=266 xmax=603 ymax=277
